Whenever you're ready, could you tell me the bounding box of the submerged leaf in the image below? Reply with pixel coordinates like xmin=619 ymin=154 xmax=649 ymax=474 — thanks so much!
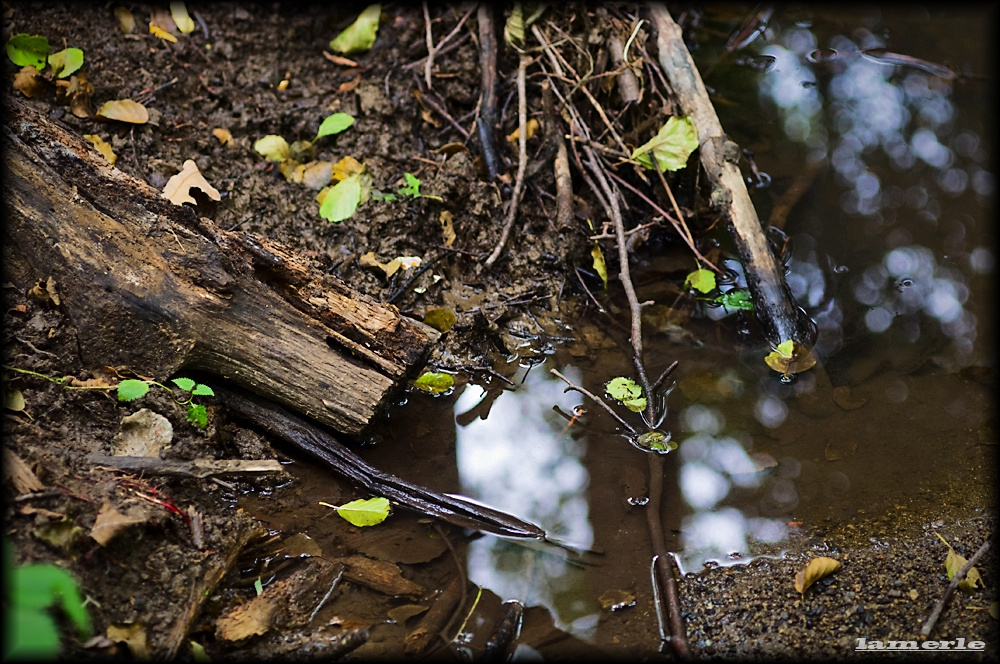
xmin=684 ymin=268 xmax=716 ymax=294
xmin=96 ymin=99 xmax=149 ymax=124
xmin=631 ymin=116 xmax=699 ymax=172
xmin=632 ymin=430 xmax=676 ymax=453
xmin=330 ymin=497 xmax=391 ymax=527
xmin=329 ymin=4 xmax=381 ymax=54
xmin=412 ymin=371 xmax=454 ymax=395
xmin=794 ymin=556 xmax=842 ymax=595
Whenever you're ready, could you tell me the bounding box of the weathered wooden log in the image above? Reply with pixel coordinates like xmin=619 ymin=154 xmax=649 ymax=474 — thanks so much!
xmin=650 ymin=5 xmax=816 ymax=354
xmin=2 ymin=96 xmax=439 ymax=436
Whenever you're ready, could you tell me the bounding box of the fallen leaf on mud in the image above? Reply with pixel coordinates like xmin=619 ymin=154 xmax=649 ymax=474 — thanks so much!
xmin=84 ymin=134 xmax=117 ymax=166
xmin=149 ymin=6 xmax=178 ymax=37
xmin=91 ymin=502 xmax=149 ymax=546
xmin=13 ymin=66 xmax=48 ymax=97
xmin=439 ymin=210 xmax=456 ymax=247
xmin=59 ymin=73 xmax=94 ymax=118
xmin=114 ymin=6 xmax=136 ymax=33
xmin=436 ymin=142 xmax=468 ymax=156
xmin=162 ymin=159 xmax=221 ymax=206
xmin=423 ymin=308 xmax=456 ymax=333
xmin=824 ymin=438 xmax=857 ymax=461
xmin=113 ymin=408 xmax=173 ymax=457
xmin=254 ymin=134 xmax=290 ymax=162
xmin=106 ymin=622 xmax=149 ymax=659
xmin=96 ymin=98 xmax=149 ymax=124
xmin=329 ymin=4 xmax=381 ymax=55
xmin=19 ymin=504 xmax=65 ymax=519
xmin=338 ymin=555 xmax=425 ymax=597
xmin=35 ymin=517 xmax=83 ymax=552
xmin=598 ymin=589 xmax=636 ymax=611
xmin=388 ymin=604 xmax=429 ymax=624
xmin=170 ymin=1 xmax=196 ymax=34
xmin=298 ymin=160 xmax=335 ymax=190
xmin=2 ymin=447 xmax=45 ymax=494
xmin=331 ymin=155 xmax=366 ymax=181
xmin=280 ymin=532 xmax=322 ymax=557
xmin=832 ymin=385 xmax=867 ymax=410
xmin=794 ymin=556 xmax=842 ymax=595
xmin=935 ymin=532 xmax=985 ymax=593
xmin=212 ymin=127 xmax=233 ymax=145
xmin=359 ymin=251 xmax=401 ymax=279
xmin=47 ymin=47 xmax=84 ymax=79
xmin=4 ymin=387 xmax=26 ymax=412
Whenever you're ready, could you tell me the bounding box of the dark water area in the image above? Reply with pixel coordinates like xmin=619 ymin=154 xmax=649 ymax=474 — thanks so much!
xmin=240 ymin=4 xmax=995 ymax=653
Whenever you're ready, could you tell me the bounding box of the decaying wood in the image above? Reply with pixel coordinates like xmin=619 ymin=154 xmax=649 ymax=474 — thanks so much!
xmin=2 ymin=96 xmax=439 ymax=436
xmin=86 ymin=455 xmax=285 ymax=479
xmin=404 ymin=574 xmax=464 ymax=656
xmin=650 ymin=5 xmax=815 ymax=350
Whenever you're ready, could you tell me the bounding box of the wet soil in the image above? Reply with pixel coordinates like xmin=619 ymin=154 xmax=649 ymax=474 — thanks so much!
xmin=2 ymin=2 xmax=995 ymax=661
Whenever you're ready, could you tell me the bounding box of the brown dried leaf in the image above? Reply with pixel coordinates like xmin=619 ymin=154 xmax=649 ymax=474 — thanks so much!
xmin=91 ymin=501 xmax=149 ymax=546
xmin=359 ymin=252 xmax=401 ymax=279
xmin=106 ymin=622 xmax=149 ymax=659
xmin=507 ymin=118 xmax=540 ymax=143
xmin=66 ymin=375 xmax=115 ymax=388
xmin=162 ymin=159 xmax=221 ymax=206
xmin=2 ymin=447 xmax=45 ymax=494
xmin=96 ymin=99 xmax=149 ymax=124
xmin=322 ymin=51 xmax=360 ymax=67
xmin=794 ymin=556 xmax=842 ymax=595
xmin=439 ymin=210 xmax=456 ymax=247
xmin=281 ymin=532 xmax=322 ymax=557
xmin=832 ymin=385 xmax=867 ymax=410
xmin=13 ymin=66 xmax=49 ymax=98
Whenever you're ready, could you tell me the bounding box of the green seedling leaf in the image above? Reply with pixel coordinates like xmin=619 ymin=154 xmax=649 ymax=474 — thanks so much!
xmin=318 ymin=174 xmax=362 ymax=222
xmin=47 ymin=47 xmax=84 ymax=79
xmin=6 ymin=34 xmax=51 ymax=69
xmin=330 ymin=496 xmax=391 ymax=527
xmin=684 ymin=268 xmax=716 ymax=294
xmin=399 ymin=172 xmax=421 ymax=198
xmin=254 ymin=135 xmax=291 ymax=162
xmin=316 ymin=112 xmax=355 ymax=140
xmin=186 ymin=404 xmax=208 ymax=429
xmin=632 ymin=430 xmax=676 ymax=453
xmin=8 ymin=560 xmax=92 ymax=660
xmin=117 ymin=379 xmax=150 ymax=402
xmin=191 ymin=640 xmax=210 ymax=662
xmin=329 ymin=4 xmax=381 ymax=54
xmin=412 ymin=371 xmax=454 ymax=395
xmin=191 ymin=384 xmax=215 ymax=397
xmin=631 ymin=116 xmax=699 ymax=172
xmin=254 ymin=576 xmax=263 ymax=596
xmin=171 ymin=377 xmax=196 ymax=392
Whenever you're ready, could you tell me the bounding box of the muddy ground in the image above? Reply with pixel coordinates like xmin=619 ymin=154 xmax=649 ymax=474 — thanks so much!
xmin=2 ymin=2 xmax=995 ymax=661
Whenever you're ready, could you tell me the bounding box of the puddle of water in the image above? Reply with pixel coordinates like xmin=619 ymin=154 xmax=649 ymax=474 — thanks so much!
xmin=239 ymin=5 xmax=994 ymax=653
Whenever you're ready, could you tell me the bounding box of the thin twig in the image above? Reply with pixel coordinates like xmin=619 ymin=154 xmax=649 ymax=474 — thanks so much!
xmin=483 ymin=52 xmax=530 ymax=269
xmin=549 ymin=369 xmax=636 ymax=435
xmin=477 ymin=4 xmax=500 ymax=180
xmin=423 ymin=2 xmax=435 ymax=89
xmin=419 ymin=89 xmax=471 ymax=141
xmin=920 ymin=539 xmax=990 ymax=637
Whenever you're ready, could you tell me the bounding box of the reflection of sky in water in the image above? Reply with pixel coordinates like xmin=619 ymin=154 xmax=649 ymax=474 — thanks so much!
xmin=454 ymin=361 xmax=594 ymax=634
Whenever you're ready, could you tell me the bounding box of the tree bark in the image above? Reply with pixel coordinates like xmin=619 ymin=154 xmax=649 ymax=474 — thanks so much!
xmin=2 ymin=96 xmax=439 ymax=436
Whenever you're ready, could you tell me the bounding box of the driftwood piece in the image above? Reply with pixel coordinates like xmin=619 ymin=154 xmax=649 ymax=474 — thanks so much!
xmin=650 ymin=5 xmax=815 ymax=351
xmin=86 ymin=455 xmax=285 ymax=478
xmin=2 ymin=96 xmax=439 ymax=436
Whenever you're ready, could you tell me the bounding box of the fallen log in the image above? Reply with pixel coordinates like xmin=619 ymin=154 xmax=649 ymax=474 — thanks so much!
xmin=650 ymin=5 xmax=816 ymax=355
xmin=2 ymin=95 xmax=439 ymax=436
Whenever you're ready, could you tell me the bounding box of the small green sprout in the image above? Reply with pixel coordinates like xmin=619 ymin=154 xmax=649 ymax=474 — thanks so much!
xmin=117 ymin=377 xmax=215 ymax=429
xmin=374 ymin=172 xmax=442 ymax=203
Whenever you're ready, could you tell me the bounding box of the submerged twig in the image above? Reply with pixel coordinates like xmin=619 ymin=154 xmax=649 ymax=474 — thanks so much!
xmin=550 ymin=368 xmax=637 ymax=435
xmin=484 ymin=52 xmax=530 ymax=269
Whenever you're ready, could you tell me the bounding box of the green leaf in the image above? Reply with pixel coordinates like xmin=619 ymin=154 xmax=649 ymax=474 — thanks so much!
xmin=333 ymin=496 xmax=391 ymax=527
xmin=504 ymin=2 xmax=526 ymax=49
xmin=774 ymin=339 xmax=795 ymax=359
xmin=714 ymin=289 xmax=754 ymax=311
xmin=316 ymin=112 xmax=355 ymax=140
xmin=6 ymin=34 xmax=51 ymax=69
xmin=190 ymin=640 xmax=210 ymax=662
xmin=254 ymin=576 xmax=263 ymax=595
xmin=191 ymin=384 xmax=215 ymax=397
xmin=12 ymin=563 xmax=91 ymax=638
xmin=47 ymin=47 xmax=84 ymax=79
xmin=253 ymin=135 xmax=291 ymax=162
xmin=412 ymin=371 xmax=454 ymax=395
xmin=318 ymin=174 xmax=362 ymax=222
xmin=622 ymin=397 xmax=647 ymax=413
xmin=171 ymin=377 xmax=196 ymax=392
xmin=5 ymin=608 xmax=62 ymax=659
xmin=684 ymin=268 xmax=716 ymax=294
xmin=186 ymin=404 xmax=208 ymax=429
xmin=631 ymin=116 xmax=699 ymax=172
xmin=591 ymin=243 xmax=608 ymax=290
xmin=117 ymin=379 xmax=150 ymax=402
xmin=329 ymin=4 xmax=381 ymax=54
xmin=633 ymin=430 xmax=677 ymax=453
xmin=606 ymin=376 xmax=642 ymax=402
xmin=399 ymin=172 xmax=421 ymax=198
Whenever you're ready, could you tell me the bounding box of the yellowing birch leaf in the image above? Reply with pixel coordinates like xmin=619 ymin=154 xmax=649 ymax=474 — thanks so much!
xmin=591 ymin=243 xmax=608 ymax=290
xmin=632 ymin=116 xmax=699 ymax=172
xmin=170 ymin=2 xmax=196 ymax=34
xmin=794 ymin=556 xmax=841 ymax=595
xmin=96 ymin=99 xmax=149 ymax=124
xmin=935 ymin=533 xmax=985 ymax=593
xmin=328 ymin=496 xmax=391 ymax=527
xmin=329 ymin=4 xmax=381 ymax=54
xmin=764 ymin=339 xmax=817 ymax=375
xmin=684 ymin=268 xmax=716 ymax=294
xmin=84 ymin=134 xmax=117 ymax=166
xmin=162 ymin=160 xmax=221 ymax=206
xmin=254 ymin=134 xmax=290 ymax=162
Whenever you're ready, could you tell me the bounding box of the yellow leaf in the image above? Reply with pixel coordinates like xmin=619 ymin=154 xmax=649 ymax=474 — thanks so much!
xmin=360 ymin=252 xmax=401 ymax=279
xmin=162 ymin=159 xmax=221 ymax=206
xmin=591 ymin=243 xmax=608 ymax=290
xmin=169 ymin=1 xmax=195 ymax=34
xmin=764 ymin=340 xmax=817 ymax=375
xmin=84 ymin=134 xmax=117 ymax=166
xmin=507 ymin=118 xmax=540 ymax=143
xmin=96 ymin=99 xmax=149 ymax=124
xmin=212 ymin=128 xmax=233 ymax=146
xmin=149 ymin=23 xmax=178 ymax=42
xmin=4 ymin=387 xmax=25 ymax=412
xmin=254 ymin=135 xmax=290 ymax=162
xmin=13 ymin=66 xmax=48 ymax=98
xmin=114 ymin=6 xmax=136 ymax=34
xmin=331 ymin=155 xmax=366 ymax=181
xmin=794 ymin=556 xmax=841 ymax=595
xmin=439 ymin=210 xmax=456 ymax=247
xmin=935 ymin=533 xmax=985 ymax=593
